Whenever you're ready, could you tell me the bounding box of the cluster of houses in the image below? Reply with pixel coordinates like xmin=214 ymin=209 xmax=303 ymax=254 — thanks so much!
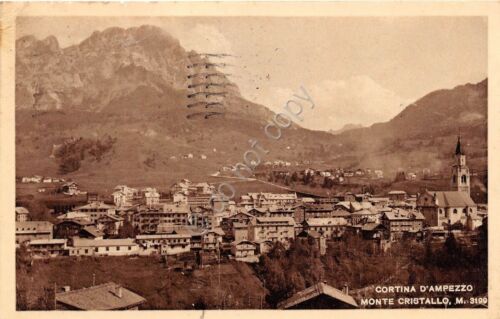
xmin=304 ymin=167 xmax=384 ymax=180
xmin=15 ymin=187 xmax=485 ymax=262
xmin=18 ymin=175 xmax=86 ymax=196
xmin=263 ymin=167 xmax=386 ymax=186
xmin=168 ymin=153 xmax=208 ymax=161
xmin=20 ymin=175 xmax=66 ymax=184
xmin=16 ymin=138 xmax=486 ymax=264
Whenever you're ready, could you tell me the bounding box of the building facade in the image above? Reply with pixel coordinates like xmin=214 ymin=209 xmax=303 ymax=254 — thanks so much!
xmin=69 ymin=238 xmax=139 ymax=256
xmin=248 ymin=217 xmax=295 ymax=245
xmin=417 ymin=190 xmax=477 ymax=227
xmin=16 ymin=221 xmax=53 ymax=244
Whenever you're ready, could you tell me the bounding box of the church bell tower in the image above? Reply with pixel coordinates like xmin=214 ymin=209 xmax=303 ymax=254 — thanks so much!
xmin=451 ymin=136 xmax=470 ymax=195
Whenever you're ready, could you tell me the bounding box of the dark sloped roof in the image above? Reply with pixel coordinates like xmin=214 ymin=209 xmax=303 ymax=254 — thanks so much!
xmin=232 ymin=240 xmax=257 ymax=247
xmin=56 ymin=282 xmax=145 ymax=310
xmin=350 ymin=209 xmax=377 ymax=216
xmin=330 ymin=210 xmax=351 ymax=217
xmin=57 ymin=219 xmax=94 ymax=227
xmin=361 ymin=223 xmax=385 ymax=231
xmin=278 ymin=282 xmax=358 ymax=309
xmin=430 ymin=191 xmax=476 ymax=207
xmin=203 ymin=228 xmax=225 ymax=236
xmin=97 ymin=214 xmax=123 ymax=222
xmin=15 ymin=207 xmax=29 ymax=215
xmin=81 ymin=225 xmax=104 ymax=238
xmin=302 ymin=229 xmax=322 ymax=238
xmin=304 ymin=203 xmax=333 ymax=212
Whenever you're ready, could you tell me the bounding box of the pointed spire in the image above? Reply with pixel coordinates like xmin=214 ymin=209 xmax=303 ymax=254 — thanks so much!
xmin=455 ymin=135 xmax=464 ymax=155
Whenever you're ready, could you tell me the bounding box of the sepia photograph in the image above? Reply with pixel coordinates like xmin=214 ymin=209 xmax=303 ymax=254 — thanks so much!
xmin=1 ymin=2 xmax=498 ymax=316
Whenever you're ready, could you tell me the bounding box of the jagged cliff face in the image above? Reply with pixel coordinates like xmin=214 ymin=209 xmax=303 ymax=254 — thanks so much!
xmin=16 ymin=26 xmax=192 ymax=111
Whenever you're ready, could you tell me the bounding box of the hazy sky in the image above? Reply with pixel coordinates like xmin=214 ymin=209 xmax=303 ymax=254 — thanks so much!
xmin=17 ymin=16 xmax=487 ymax=131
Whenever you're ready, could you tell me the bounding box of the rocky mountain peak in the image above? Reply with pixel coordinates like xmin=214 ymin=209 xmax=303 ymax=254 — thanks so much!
xmin=16 ymin=25 xmax=242 ymax=113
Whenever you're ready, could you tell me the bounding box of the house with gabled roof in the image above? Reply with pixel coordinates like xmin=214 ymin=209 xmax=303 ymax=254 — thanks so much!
xmin=54 ymin=219 xmax=94 ymax=239
xmin=381 ymin=209 xmax=425 ymax=239
xmin=361 ymin=223 xmax=387 ymax=240
xmin=417 ymin=190 xmax=477 ymax=227
xmin=73 ymin=201 xmax=116 ymax=223
xmin=96 ymin=214 xmax=124 ymax=236
xmin=278 ymin=282 xmax=358 ymax=309
xmin=15 ymin=207 xmax=29 ymax=222
xmin=297 ymin=229 xmax=327 ymax=255
xmin=231 ymin=240 xmax=257 ymax=261
xmin=304 ymin=217 xmax=347 ymax=239
xmin=28 ymin=238 xmax=68 ymax=257
xmin=79 ymin=225 xmax=104 ymax=239
xmin=16 ymin=221 xmax=53 ymax=244
xmin=56 ymin=282 xmax=146 ymax=310
xmin=248 ymin=217 xmax=295 ymax=245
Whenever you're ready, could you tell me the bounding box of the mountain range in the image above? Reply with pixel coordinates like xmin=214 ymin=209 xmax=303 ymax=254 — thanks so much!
xmin=15 ymin=25 xmax=487 ymax=191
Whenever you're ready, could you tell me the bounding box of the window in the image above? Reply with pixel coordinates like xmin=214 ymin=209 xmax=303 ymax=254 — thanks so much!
xmin=453 ymin=209 xmax=458 ymax=214
xmin=106 ymin=247 xmax=109 ymax=251
xmin=85 ymin=249 xmax=88 ymax=254
xmin=117 ymin=246 xmax=120 ymax=251
xmin=95 ymin=247 xmax=98 ymax=252
xmin=128 ymin=246 xmax=131 ymax=250
xmin=461 ymin=175 xmax=467 ymax=183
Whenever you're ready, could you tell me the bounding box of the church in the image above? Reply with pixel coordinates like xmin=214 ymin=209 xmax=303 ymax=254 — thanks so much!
xmin=417 ymin=137 xmax=478 ymax=227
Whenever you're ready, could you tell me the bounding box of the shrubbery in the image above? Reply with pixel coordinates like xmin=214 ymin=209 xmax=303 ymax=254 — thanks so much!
xmin=54 ymin=136 xmax=116 ymax=174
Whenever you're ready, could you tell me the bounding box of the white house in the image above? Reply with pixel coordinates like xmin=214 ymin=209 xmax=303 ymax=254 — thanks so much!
xmin=113 ymin=185 xmax=140 ymax=207
xmin=69 ymin=238 xmax=139 ymax=256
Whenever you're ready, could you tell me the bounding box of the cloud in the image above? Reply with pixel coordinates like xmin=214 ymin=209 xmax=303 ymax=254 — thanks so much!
xmin=258 ymin=75 xmax=411 ymax=131
xmin=178 ymin=24 xmax=234 ymax=55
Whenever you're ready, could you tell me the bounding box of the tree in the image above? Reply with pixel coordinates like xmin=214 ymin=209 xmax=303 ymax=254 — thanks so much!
xmin=284 ymin=176 xmax=291 ymax=186
xmin=16 ymin=244 xmax=32 ymax=270
xmin=322 ymin=177 xmax=334 ymax=189
xmin=34 ymin=287 xmax=56 ymax=310
xmin=424 ymin=237 xmax=434 ymax=265
xmin=118 ymin=220 xmax=138 ymax=238
xmin=59 ymin=155 xmax=81 ymax=174
xmin=286 ymin=271 xmax=306 ymax=294
xmin=407 ymin=265 xmax=417 ymax=285
xmin=302 ymin=172 xmax=312 ymax=185
xmin=16 ymin=288 xmax=28 ymax=310
xmin=477 ymin=220 xmax=488 ymax=265
xmin=394 ymin=171 xmax=406 ymax=182
xmin=444 ymin=233 xmax=458 ymax=256
xmin=440 ymin=233 xmax=461 ymax=268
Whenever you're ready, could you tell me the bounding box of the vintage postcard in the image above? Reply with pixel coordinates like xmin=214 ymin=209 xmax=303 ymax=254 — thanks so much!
xmin=0 ymin=2 xmax=499 ymax=319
